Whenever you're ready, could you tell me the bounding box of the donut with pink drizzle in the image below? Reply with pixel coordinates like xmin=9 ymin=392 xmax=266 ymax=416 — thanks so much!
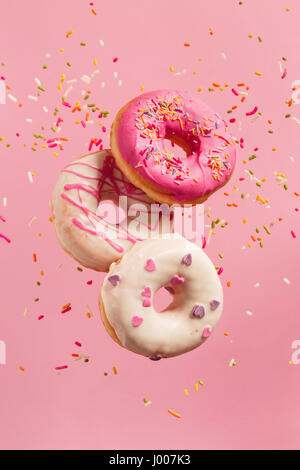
xmin=99 ymin=236 xmax=223 ymax=358
xmin=111 ymin=89 xmax=236 ymax=205
xmin=51 ymin=150 xmax=173 ymax=272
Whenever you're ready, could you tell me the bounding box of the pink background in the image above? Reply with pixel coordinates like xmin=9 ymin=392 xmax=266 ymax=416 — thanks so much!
xmin=1 ymin=0 xmax=300 ymax=450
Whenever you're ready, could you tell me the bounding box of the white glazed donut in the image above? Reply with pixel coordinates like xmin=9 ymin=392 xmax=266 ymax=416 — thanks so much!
xmin=99 ymin=236 xmax=223 ymax=358
xmin=51 ymin=150 xmax=174 ymax=272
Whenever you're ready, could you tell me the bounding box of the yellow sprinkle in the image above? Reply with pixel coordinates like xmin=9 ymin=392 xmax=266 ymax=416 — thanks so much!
xmin=254 ymin=71 xmax=263 ymax=76
xmin=193 ymin=178 xmax=199 ymax=183
xmin=40 ymin=270 xmax=44 ymax=276
xmin=243 ymin=218 xmax=247 ymax=224
xmin=140 ymin=86 xmax=144 ymax=92
xmin=53 ymin=152 xmax=58 ymax=157
xmin=93 ymin=59 xmax=98 ymax=66
xmin=195 ymin=383 xmax=199 ymax=392
xmin=184 ymin=389 xmax=188 ymax=396
xmin=248 ymin=243 xmax=251 ymax=247
xmin=168 ymin=409 xmax=181 ymax=418
xmin=224 ymin=83 xmax=229 ymax=87
xmin=58 ymin=83 xmax=62 ymax=90
xmin=75 ymin=120 xmax=80 ymax=124
xmin=197 ymin=87 xmax=202 ymax=92
xmin=193 ymin=71 xmax=197 ymax=75
xmin=169 ymin=66 xmax=174 ymax=72
xmin=61 ymin=74 xmax=66 ymax=82
xmin=86 ymin=312 xmax=91 ymax=318
xmin=59 ymin=48 xmax=64 ymax=52
xmin=272 ymin=147 xmax=277 ymax=151
xmin=41 ymin=145 xmax=46 ymax=148
xmin=248 ymin=34 xmax=253 ymax=38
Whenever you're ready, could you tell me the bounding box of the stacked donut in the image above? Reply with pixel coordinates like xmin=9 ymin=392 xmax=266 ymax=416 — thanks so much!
xmin=51 ymin=90 xmax=236 ymax=359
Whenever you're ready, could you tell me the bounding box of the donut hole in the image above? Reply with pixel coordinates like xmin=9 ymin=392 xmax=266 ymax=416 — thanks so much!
xmin=153 ymin=286 xmax=175 ymax=313
xmin=164 ymin=134 xmax=192 ymax=160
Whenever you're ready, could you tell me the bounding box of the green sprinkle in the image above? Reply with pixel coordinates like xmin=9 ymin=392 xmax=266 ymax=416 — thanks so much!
xmin=31 ymin=147 xmax=36 ymax=151
xmin=285 ymin=114 xmax=291 ymax=118
xmin=43 ymin=65 xmax=47 ymax=69
xmin=66 ymin=62 xmax=72 ymax=67
xmin=77 ymin=267 xmax=83 ymax=272
xmin=34 ymin=298 xmax=39 ymax=302
xmin=258 ymin=36 xmax=262 ymax=42
xmin=227 ymin=109 xmax=233 ymax=114
xmin=218 ymin=253 xmax=223 ymax=259
xmin=256 ymin=228 xmax=260 ymax=233
xmin=268 ymin=130 xmax=274 ymax=134
xmin=241 ymin=193 xmax=245 ymax=199
xmin=38 ymin=86 xmax=45 ymax=92
xmin=211 ymin=221 xmax=215 ymax=229
xmin=249 ymin=154 xmax=256 ymax=160
xmin=87 ymin=103 xmax=95 ymax=107
xmin=260 ymin=241 xmax=263 ymax=248
xmin=83 ymin=94 xmax=90 ymax=100
xmin=51 ymin=126 xmax=56 ymax=133
xmin=249 ymin=169 xmax=254 ymax=175
xmin=282 ymin=57 xmax=287 ymax=61
xmin=84 ymin=358 xmax=89 ymax=363
xmin=263 ymin=225 xmax=271 ymax=235
xmin=37 ymin=282 xmax=41 ymax=286
xmin=208 ymin=88 xmax=214 ymax=91
xmin=256 ymin=182 xmax=261 ymax=187
xmin=80 ymin=42 xmax=86 ymax=46
xmin=284 ymin=184 xmax=288 ymax=190
xmin=198 ymin=380 xmax=204 ymax=386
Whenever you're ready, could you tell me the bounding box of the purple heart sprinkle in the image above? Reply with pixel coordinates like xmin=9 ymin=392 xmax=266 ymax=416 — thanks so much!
xmin=107 ymin=275 xmax=120 ymax=286
xmin=210 ymin=300 xmax=220 ymax=311
xmin=182 ymin=253 xmax=192 ymax=266
xmin=149 ymin=354 xmax=162 ymax=361
xmin=192 ymin=304 xmax=205 ymax=318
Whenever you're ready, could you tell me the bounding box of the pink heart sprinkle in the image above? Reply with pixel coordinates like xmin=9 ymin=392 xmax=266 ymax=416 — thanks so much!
xmin=132 ymin=316 xmax=143 ymax=327
xmin=141 ymin=286 xmax=152 ymax=297
xmin=171 ymin=275 xmax=184 ymax=286
xmin=202 ymin=326 xmax=211 ymax=338
xmin=144 ymin=259 xmax=156 ymax=272
xmin=142 ymin=299 xmax=151 ymax=308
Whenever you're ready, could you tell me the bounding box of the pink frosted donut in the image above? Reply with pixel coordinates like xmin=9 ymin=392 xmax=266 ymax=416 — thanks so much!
xmin=99 ymin=236 xmax=223 ymax=358
xmin=111 ymin=89 xmax=237 ymax=205
xmin=51 ymin=150 xmax=173 ymax=272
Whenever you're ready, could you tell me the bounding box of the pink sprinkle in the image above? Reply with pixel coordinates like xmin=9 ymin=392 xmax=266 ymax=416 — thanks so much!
xmin=141 ymin=286 xmax=151 ymax=297
xmin=281 ymin=68 xmax=287 ymax=79
xmin=95 ymin=138 xmax=102 ymax=146
xmin=231 ymin=88 xmax=239 ymax=96
xmin=0 ymin=216 xmax=6 ymax=222
xmin=0 ymin=76 xmax=5 ymax=80
xmin=132 ymin=315 xmax=143 ymax=327
xmin=295 ymin=208 xmax=299 ymax=212
xmin=62 ymin=101 xmax=71 ymax=108
xmin=217 ymin=267 xmax=223 ymax=275
xmin=113 ymin=57 xmax=118 ymax=63
xmin=75 ymin=341 xmax=82 ymax=347
xmin=88 ymin=139 xmax=94 ymax=151
xmin=254 ymin=147 xmax=259 ymax=151
xmin=56 ymin=117 xmax=62 ymax=127
xmin=102 ymin=126 xmax=106 ymax=133
xmin=229 ymin=118 xmax=236 ymax=123
xmin=291 ymin=230 xmax=296 ymax=238
xmin=202 ymin=236 xmax=207 ymax=249
xmin=142 ymin=299 xmax=151 ymax=308
xmin=47 ymin=138 xmax=56 ymax=144
xmin=144 ymin=259 xmax=156 ymax=272
xmin=61 ymin=306 xmax=72 ymax=314
xmin=55 ymin=365 xmax=68 ymax=370
xmin=239 ymin=177 xmax=245 ymax=181
xmin=202 ymin=326 xmax=211 ymax=338
xmin=171 ymin=275 xmax=184 ymax=286
xmin=81 ymin=120 xmax=86 ymax=128
xmin=0 ymin=234 xmax=11 ymax=243
xmin=246 ymin=106 xmax=258 ymax=116
xmin=48 ymin=143 xmax=57 ymax=148
xmin=38 ymin=315 xmax=44 ymax=320
xmin=86 ymin=280 xmax=93 ymax=285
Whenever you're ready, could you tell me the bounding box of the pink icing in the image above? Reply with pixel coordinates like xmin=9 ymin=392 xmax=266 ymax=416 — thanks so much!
xmin=116 ymin=89 xmax=236 ymax=202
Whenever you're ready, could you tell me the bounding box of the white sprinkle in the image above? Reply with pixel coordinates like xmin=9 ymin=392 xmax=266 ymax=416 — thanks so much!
xmin=182 ymin=69 xmax=187 ymax=74
xmin=28 ymin=171 xmax=34 ymax=183
xmin=42 ymin=106 xmax=48 ymax=112
xmin=239 ymin=91 xmax=249 ymax=96
xmin=292 ymin=116 xmax=300 ymax=125
xmin=118 ymin=79 xmax=122 ymax=87
xmin=221 ymin=52 xmax=227 ymax=60
xmin=241 ymin=246 xmax=246 ymax=250
xmin=99 ymin=39 xmax=104 ymax=46
xmin=229 ymin=358 xmax=237 ymax=366
xmin=45 ymin=53 xmax=51 ymax=58
xmin=24 ymin=307 xmax=28 ymax=317
xmin=34 ymin=77 xmax=41 ymax=86
xmin=100 ymin=82 xmax=105 ymax=88
xmin=28 ymin=216 xmax=38 ymax=227
xmin=63 ymin=86 xmax=73 ymax=98
xmin=81 ymin=75 xmax=91 ymax=84
xmin=91 ymin=69 xmax=99 ymax=78
xmin=8 ymin=93 xmax=17 ymax=102
xmin=278 ymin=61 xmax=283 ymax=75
xmin=246 ymin=311 xmax=253 ymax=316
xmin=3 ymin=197 xmax=7 ymax=207
xmin=25 ymin=118 xmax=33 ymax=123
xmin=290 ymin=156 xmax=295 ymax=163
xmin=66 ymin=79 xmax=77 ymax=84
xmin=174 ymin=71 xmax=181 ymax=76
xmin=283 ymin=277 xmax=290 ymax=284
xmin=57 ymin=263 xmax=63 ymax=269
xmin=28 ymin=95 xmax=38 ymax=101
xmin=113 ymin=71 xmax=118 ymax=79
xmin=254 ymin=283 xmax=260 ymax=288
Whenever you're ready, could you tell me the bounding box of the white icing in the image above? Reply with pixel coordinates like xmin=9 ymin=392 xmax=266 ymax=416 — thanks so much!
xmin=101 ymin=235 xmax=223 ymax=358
xmin=51 ymin=150 xmax=173 ymax=271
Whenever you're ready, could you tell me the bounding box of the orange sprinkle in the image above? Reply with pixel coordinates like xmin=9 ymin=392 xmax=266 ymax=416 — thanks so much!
xmin=91 ymin=8 xmax=97 ymax=15
xmin=232 ymin=105 xmax=238 ymax=110
xmin=232 ymin=203 xmax=238 ymax=207
xmin=224 ymin=332 xmax=229 ymax=336
xmin=227 ymin=281 xmax=231 ymax=287
xmin=184 ymin=43 xmax=191 ymax=47
xmin=112 ymin=366 xmax=117 ymax=375
xmin=212 ymin=83 xmax=220 ymax=87
xmin=62 ymin=302 xmax=71 ymax=310
xmin=33 ymin=253 xmax=37 ymax=262
xmin=85 ymin=112 xmax=89 ymax=122
xmin=237 ymin=83 xmax=245 ymax=87
xmin=19 ymin=366 xmax=25 ymax=371
xmin=294 ymin=192 xmax=299 ymax=197
xmin=168 ymin=409 xmax=181 ymax=418
xmin=251 ymin=235 xmax=256 ymax=242
xmin=278 ymin=217 xmax=283 ymax=221
xmin=226 ymin=203 xmax=232 ymax=207
xmin=72 ymin=354 xmax=79 ymax=357
xmin=241 ymin=96 xmax=246 ymax=102
xmin=86 ymin=312 xmax=92 ymax=318
xmin=224 ymin=192 xmax=229 ymax=196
